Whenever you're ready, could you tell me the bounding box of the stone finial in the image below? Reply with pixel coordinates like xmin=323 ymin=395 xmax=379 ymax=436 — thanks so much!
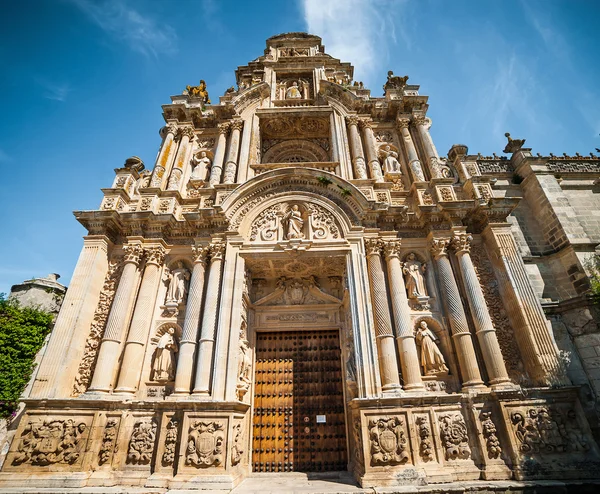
xmin=124 ymin=156 xmax=144 ymax=172
xmin=383 ymin=71 xmax=409 ymax=92
xmin=503 ymin=132 xmax=526 ymax=154
xmin=448 ymin=144 xmax=468 ymax=162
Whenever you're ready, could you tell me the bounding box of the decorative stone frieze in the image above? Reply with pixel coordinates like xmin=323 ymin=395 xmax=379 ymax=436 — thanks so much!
xmin=127 ymin=420 xmax=157 ymax=465
xmin=162 ymin=418 xmax=179 ymax=466
xmin=480 ymin=412 xmax=502 ymax=459
xmin=438 ymin=412 xmax=471 ymax=461
xmin=185 ymin=421 xmax=225 ymax=468
xmin=98 ymin=419 xmax=119 ymax=465
xmin=368 ymin=417 xmax=409 ymax=466
xmin=231 ymin=421 xmax=244 ymax=466
xmin=415 ymin=416 xmax=434 ymax=462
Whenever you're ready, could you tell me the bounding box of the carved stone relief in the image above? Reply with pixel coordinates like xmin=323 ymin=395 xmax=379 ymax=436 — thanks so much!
xmin=236 ymin=339 xmax=252 ymax=401
xmin=73 ymin=258 xmax=123 ymax=395
xmin=231 ymin=422 xmax=244 ymax=466
xmin=438 ymin=413 xmax=471 ymax=460
xmin=415 ymin=416 xmax=434 ymax=462
xmin=12 ymin=419 xmax=88 ymax=466
xmin=162 ymin=418 xmax=179 ymax=466
xmin=98 ymin=419 xmax=119 ymax=465
xmin=480 ymin=412 xmax=502 ymax=459
xmin=368 ymin=417 xmax=410 ymax=466
xmin=127 ymin=420 xmax=157 ymax=465
xmin=150 ymin=325 xmax=180 ymax=382
xmin=185 ymin=421 xmax=225 ymax=468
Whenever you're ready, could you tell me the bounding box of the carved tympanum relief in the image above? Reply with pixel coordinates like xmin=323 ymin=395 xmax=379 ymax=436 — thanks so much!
xmin=368 ymin=417 xmax=410 ymax=466
xmin=162 ymin=418 xmax=179 ymax=466
xmin=186 ymin=421 xmax=225 ymax=468
xmin=480 ymin=412 xmax=502 ymax=459
xmin=13 ymin=419 xmax=87 ymax=466
xmin=249 ymin=202 xmax=340 ymax=242
xmin=415 ymin=321 xmax=448 ymax=376
xmin=98 ymin=419 xmax=119 ymax=465
xmin=438 ymin=413 xmax=471 ymax=460
xmin=253 ymin=276 xmax=342 ymax=306
xmin=151 ymin=326 xmax=179 ymax=382
xmin=127 ymin=420 xmax=157 ymax=465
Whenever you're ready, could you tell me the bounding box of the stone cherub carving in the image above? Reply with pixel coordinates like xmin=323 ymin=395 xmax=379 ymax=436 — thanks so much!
xmin=284 ymin=205 xmax=305 ymax=239
xmin=152 ymin=328 xmax=178 ymax=381
xmin=190 ymin=151 xmax=212 ymax=181
xmin=286 ymin=81 xmax=303 ymax=99
xmin=381 ymin=145 xmax=402 ymax=174
xmin=403 ymin=253 xmax=427 ymax=298
xmin=165 ymin=261 xmax=190 ymax=305
xmin=415 ymin=321 xmax=448 ymax=375
xmin=186 ymin=80 xmax=211 ymax=104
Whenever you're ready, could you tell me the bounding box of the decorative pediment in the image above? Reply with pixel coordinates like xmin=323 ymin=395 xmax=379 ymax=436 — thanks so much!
xmin=253 ymin=276 xmax=341 ymax=307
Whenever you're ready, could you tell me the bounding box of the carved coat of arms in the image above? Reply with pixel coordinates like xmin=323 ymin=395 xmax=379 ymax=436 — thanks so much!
xmin=185 ymin=421 xmax=224 ymax=468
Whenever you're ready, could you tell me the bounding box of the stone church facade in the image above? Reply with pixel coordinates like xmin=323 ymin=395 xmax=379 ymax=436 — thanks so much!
xmin=2 ymin=33 xmax=600 ymax=490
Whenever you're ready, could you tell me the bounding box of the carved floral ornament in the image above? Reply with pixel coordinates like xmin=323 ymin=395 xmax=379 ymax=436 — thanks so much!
xmin=127 ymin=419 xmax=157 ymax=465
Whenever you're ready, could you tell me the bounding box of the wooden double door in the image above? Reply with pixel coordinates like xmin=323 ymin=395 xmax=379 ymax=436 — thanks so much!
xmin=252 ymin=330 xmax=347 ymax=473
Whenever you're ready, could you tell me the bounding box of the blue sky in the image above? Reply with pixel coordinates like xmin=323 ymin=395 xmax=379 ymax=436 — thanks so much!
xmin=0 ymin=0 xmax=598 ymax=294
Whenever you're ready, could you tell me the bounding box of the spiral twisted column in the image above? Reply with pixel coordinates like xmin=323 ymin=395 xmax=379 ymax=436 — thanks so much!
xmin=223 ymin=119 xmax=244 ymax=184
xmin=346 ymin=116 xmax=368 ymax=180
xmin=208 ymin=123 xmax=230 ymax=187
xmin=192 ymin=242 xmax=226 ymax=396
xmin=89 ymin=243 xmax=144 ymax=393
xmin=429 ymin=237 xmax=484 ymax=388
xmin=150 ymin=123 xmax=178 ymax=188
xmin=397 ymin=117 xmax=426 ymax=182
xmin=451 ymin=234 xmax=512 ymax=388
xmin=364 ymin=238 xmax=402 ymax=392
xmin=115 ymin=245 xmax=166 ymax=393
xmin=173 ymin=244 xmax=209 ymax=395
xmin=383 ymin=240 xmax=424 ymax=391
xmin=359 ymin=119 xmax=384 ymax=182
xmin=167 ymin=126 xmax=195 ymax=190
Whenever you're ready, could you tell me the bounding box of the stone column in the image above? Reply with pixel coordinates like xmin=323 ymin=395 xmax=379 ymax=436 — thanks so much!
xmin=397 ymin=118 xmax=426 ymax=182
xmin=208 ymin=123 xmax=230 ymax=187
xmin=173 ymin=244 xmax=209 ymax=395
xmin=30 ymin=236 xmax=110 ymax=399
xmin=364 ymin=238 xmax=402 ymax=392
xmin=414 ymin=115 xmax=444 ymax=179
xmin=451 ymin=234 xmax=512 ymax=388
xmin=359 ymin=119 xmax=384 ymax=182
xmin=114 ymin=245 xmax=166 ymax=393
xmin=150 ymin=124 xmax=178 ymax=188
xmin=88 ymin=243 xmax=144 ymax=393
xmin=482 ymin=224 xmax=568 ymax=386
xmin=429 ymin=237 xmax=484 ymax=388
xmin=192 ymin=242 xmax=226 ymax=396
xmin=223 ymin=120 xmax=244 ymax=184
xmin=167 ymin=126 xmax=195 ymax=190
xmin=383 ymin=241 xmax=424 ymax=391
xmin=346 ymin=116 xmax=368 ymax=179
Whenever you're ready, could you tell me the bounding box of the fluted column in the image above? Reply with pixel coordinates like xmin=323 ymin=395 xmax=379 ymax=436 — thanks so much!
xmin=167 ymin=126 xmax=195 ymax=190
xmin=223 ymin=119 xmax=244 ymax=184
xmin=397 ymin=118 xmax=426 ymax=182
xmin=414 ymin=115 xmax=444 ymax=179
xmin=150 ymin=124 xmax=178 ymax=188
xmin=346 ymin=116 xmax=368 ymax=180
xmin=173 ymin=244 xmax=209 ymax=395
xmin=88 ymin=243 xmax=144 ymax=393
xmin=451 ymin=234 xmax=512 ymax=388
xmin=429 ymin=238 xmax=484 ymax=388
xmin=359 ymin=119 xmax=384 ymax=182
xmin=114 ymin=245 xmax=166 ymax=393
xmin=383 ymin=241 xmax=424 ymax=391
xmin=364 ymin=238 xmax=402 ymax=392
xmin=208 ymin=123 xmax=230 ymax=187
xmin=192 ymin=242 xmax=226 ymax=396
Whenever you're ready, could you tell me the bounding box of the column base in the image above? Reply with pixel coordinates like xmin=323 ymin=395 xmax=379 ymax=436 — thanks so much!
xmin=381 ymin=383 xmax=403 ymax=393
xmin=112 ymin=388 xmax=136 ymax=395
xmin=403 ymin=383 xmax=427 ymax=392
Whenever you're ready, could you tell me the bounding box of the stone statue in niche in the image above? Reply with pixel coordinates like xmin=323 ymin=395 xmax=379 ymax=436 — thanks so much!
xmin=286 ymin=81 xmax=302 ymax=99
xmin=165 ymin=262 xmax=190 ymax=305
xmin=403 ymin=253 xmax=427 ymax=299
xmin=236 ymin=339 xmax=252 ymax=401
xmin=284 ymin=205 xmax=305 ymax=239
xmin=415 ymin=321 xmax=448 ymax=375
xmin=152 ymin=328 xmax=179 ymax=381
xmin=191 ymin=151 xmax=212 ymax=181
xmin=381 ymin=145 xmax=402 ymax=174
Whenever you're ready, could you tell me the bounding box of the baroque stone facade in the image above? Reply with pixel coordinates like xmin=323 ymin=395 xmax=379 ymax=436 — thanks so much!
xmin=2 ymin=32 xmax=600 ymax=491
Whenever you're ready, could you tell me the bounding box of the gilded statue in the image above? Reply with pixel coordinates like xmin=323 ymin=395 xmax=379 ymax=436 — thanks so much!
xmin=186 ymin=79 xmax=211 ymax=104
xmin=415 ymin=321 xmax=448 ymax=375
xmin=152 ymin=328 xmax=178 ymax=381
xmin=403 ymin=253 xmax=427 ymax=298
xmin=285 ymin=205 xmax=305 ymax=239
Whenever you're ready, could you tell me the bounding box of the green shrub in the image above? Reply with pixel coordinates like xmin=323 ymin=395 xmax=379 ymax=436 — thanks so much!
xmin=0 ymin=295 xmax=53 ymax=419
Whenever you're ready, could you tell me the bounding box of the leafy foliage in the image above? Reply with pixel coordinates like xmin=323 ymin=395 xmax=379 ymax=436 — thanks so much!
xmin=316 ymin=175 xmax=333 ymax=186
xmin=585 ymin=255 xmax=600 ymax=305
xmin=0 ymin=295 xmax=53 ymax=419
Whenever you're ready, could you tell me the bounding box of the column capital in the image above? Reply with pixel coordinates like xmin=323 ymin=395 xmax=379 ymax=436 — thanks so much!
xmin=346 ymin=115 xmax=360 ymax=127
xmin=358 ymin=118 xmax=373 ymax=130
xmin=217 ymin=122 xmax=231 ymax=135
xmin=230 ymin=119 xmax=244 ymax=132
xmin=209 ymin=242 xmax=226 ymax=261
xmin=396 ymin=117 xmax=411 ymax=129
xmin=161 ymin=123 xmax=178 ymax=138
xmin=451 ymin=233 xmax=473 ymax=254
xmin=364 ymin=238 xmax=384 ymax=257
xmin=429 ymin=238 xmax=450 ymax=259
xmin=144 ymin=245 xmax=166 ymax=266
xmin=177 ymin=125 xmax=195 ymax=141
xmin=413 ymin=115 xmax=430 ymax=128
xmin=383 ymin=240 xmax=402 ymax=259
xmin=191 ymin=244 xmax=210 ymax=264
xmin=122 ymin=244 xmax=144 ymax=265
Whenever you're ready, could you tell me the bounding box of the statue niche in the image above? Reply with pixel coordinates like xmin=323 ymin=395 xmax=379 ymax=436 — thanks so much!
xmin=162 ymin=260 xmax=190 ymax=316
xmin=150 ymin=325 xmax=180 ymax=382
xmin=415 ymin=320 xmax=448 ymax=377
xmin=403 ymin=252 xmax=430 ymax=310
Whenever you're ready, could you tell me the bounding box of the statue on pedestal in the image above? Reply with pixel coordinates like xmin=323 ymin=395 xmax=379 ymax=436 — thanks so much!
xmin=285 ymin=205 xmax=305 ymax=239
xmin=286 ymin=81 xmax=302 ymax=99
xmin=152 ymin=328 xmax=178 ymax=381
xmin=191 ymin=151 xmax=212 ymax=181
xmin=403 ymin=253 xmax=427 ymax=299
xmin=415 ymin=321 xmax=448 ymax=375
xmin=165 ymin=262 xmax=190 ymax=305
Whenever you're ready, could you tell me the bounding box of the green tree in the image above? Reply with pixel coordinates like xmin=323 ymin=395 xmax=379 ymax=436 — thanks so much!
xmin=586 ymin=254 xmax=600 ymax=305
xmin=0 ymin=295 xmax=53 ymax=419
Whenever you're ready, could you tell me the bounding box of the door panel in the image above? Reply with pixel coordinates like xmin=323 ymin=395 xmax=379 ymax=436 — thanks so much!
xmin=252 ymin=330 xmax=347 ymax=472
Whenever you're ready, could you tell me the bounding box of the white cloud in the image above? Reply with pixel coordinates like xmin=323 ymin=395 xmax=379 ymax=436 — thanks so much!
xmin=43 ymin=81 xmax=72 ymax=102
xmin=301 ymin=0 xmax=407 ymax=88
xmin=69 ymin=0 xmax=177 ymax=58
